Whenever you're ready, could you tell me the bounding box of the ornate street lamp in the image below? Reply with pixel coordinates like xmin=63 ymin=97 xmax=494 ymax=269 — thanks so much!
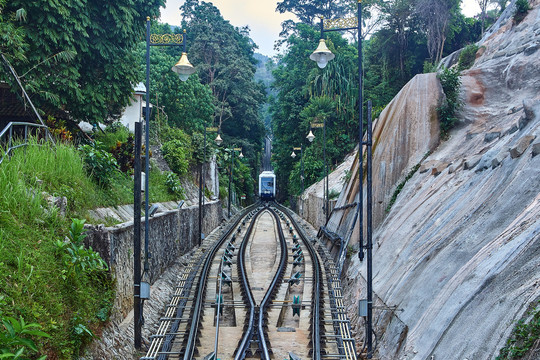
xmin=215 ymin=133 xmax=223 ymax=146
xmin=308 ymin=2 xmax=374 ymax=357
xmin=306 ymin=129 xmax=315 ymax=142
xmin=133 ymin=17 xmax=197 ymax=350
xmin=309 ymin=38 xmax=335 ymax=69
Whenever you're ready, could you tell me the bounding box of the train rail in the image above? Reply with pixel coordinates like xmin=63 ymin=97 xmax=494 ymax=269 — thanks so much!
xmin=142 ymin=203 xmax=357 ymax=360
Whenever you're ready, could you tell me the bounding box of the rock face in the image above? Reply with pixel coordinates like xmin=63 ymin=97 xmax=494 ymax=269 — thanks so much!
xmin=304 ymin=1 xmax=540 ymax=358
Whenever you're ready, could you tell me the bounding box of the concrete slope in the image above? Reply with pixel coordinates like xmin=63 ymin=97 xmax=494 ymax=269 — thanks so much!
xmin=323 ymin=1 xmax=540 ymax=358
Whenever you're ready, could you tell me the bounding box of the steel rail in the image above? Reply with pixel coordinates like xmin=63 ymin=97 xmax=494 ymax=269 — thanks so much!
xmin=274 ymin=203 xmax=323 ymax=360
xmin=234 ymin=206 xmax=289 ymax=359
xmin=234 ymin=208 xmax=262 ymax=359
xmin=258 ymin=208 xmax=289 ymax=357
xmin=310 ymin=223 xmax=358 ymax=360
xmin=181 ymin=204 xmax=258 ymax=360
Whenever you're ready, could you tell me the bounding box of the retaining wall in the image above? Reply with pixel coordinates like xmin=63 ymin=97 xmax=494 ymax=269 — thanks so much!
xmin=85 ymin=200 xmax=223 ymax=321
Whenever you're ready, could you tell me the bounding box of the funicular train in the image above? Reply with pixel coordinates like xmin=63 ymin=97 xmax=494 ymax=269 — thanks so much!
xmin=258 ymin=171 xmax=276 ymax=201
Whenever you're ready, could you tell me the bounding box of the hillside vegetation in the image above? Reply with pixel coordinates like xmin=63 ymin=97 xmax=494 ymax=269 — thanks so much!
xmin=0 ymin=136 xmax=185 ymax=358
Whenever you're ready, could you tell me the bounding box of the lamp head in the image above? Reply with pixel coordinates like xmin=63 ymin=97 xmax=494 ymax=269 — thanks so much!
xmin=291 ymin=151 xmax=296 ymax=158
xmin=214 ymin=134 xmax=223 ymax=145
xmin=172 ymin=52 xmax=196 ymax=81
xmin=309 ymin=39 xmax=335 ymax=69
xmin=306 ymin=130 xmax=315 ymax=142
xmin=239 ymin=151 xmax=244 ymax=159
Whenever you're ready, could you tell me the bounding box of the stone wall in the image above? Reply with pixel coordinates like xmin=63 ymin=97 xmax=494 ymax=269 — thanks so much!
xmin=85 ymin=200 xmax=223 ymax=321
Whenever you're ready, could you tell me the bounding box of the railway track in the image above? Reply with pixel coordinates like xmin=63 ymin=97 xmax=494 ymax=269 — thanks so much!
xmin=142 ymin=203 xmax=357 ymax=360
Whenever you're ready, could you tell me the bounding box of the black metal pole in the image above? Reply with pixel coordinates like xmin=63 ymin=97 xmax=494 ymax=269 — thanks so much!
xmin=357 ymin=0 xmax=364 ymax=263
xmin=144 ymin=17 xmax=151 ymax=277
xmin=133 ymin=122 xmax=142 ymax=349
xmin=203 ymin=128 xmax=207 ymax=218
xmin=198 ymin=128 xmax=205 ymax=246
xmin=323 ymin=117 xmax=328 ymax=224
xmin=228 ymin=149 xmax=233 ymax=218
xmin=300 ymin=145 xmax=304 ymax=200
xmin=367 ymin=99 xmax=373 ymax=358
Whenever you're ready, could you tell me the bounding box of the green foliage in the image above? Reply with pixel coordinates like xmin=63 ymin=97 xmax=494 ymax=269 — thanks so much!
xmin=385 ymin=152 xmax=430 ymax=213
xmin=341 ymin=170 xmax=352 ymax=185
xmin=215 ymin=146 xmax=255 ymax=204
xmin=271 ymin=23 xmax=359 ymax=200
xmin=346 ymin=245 xmax=355 ymax=259
xmin=94 ymin=124 xmax=130 ymax=149
xmin=79 ymin=141 xmax=119 ymax=186
xmin=2 ymin=0 xmax=165 ymax=125
xmin=497 ymin=301 xmax=540 ymax=359
xmin=109 ymin=134 xmax=135 ymax=174
xmin=54 ymin=219 xmax=108 ymax=280
xmin=423 ymin=61 xmax=438 ymax=73
xmin=275 ymin=0 xmax=351 ymax=24
xmin=0 ymin=314 xmax=50 ymax=360
xmin=457 ymin=44 xmax=479 ymax=70
xmin=136 ymin=38 xmax=215 ymax=134
xmin=0 ymin=0 xmax=28 ymax=62
xmin=181 ymin=0 xmax=265 ymax=187
xmin=0 ymin=139 xmax=174 ymax=358
xmin=328 ymin=189 xmax=340 ymax=200
xmin=165 ymin=172 xmax=185 ymax=198
xmin=437 ymin=67 xmax=462 ymax=138
xmin=162 ymin=139 xmax=191 ymax=177
xmin=514 ymin=0 xmax=530 ymax=24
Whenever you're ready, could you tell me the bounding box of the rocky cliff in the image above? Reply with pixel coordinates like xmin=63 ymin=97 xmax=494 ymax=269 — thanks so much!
xmin=308 ymin=1 xmax=540 ymax=358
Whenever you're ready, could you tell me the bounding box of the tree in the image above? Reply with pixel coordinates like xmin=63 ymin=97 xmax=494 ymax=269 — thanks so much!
xmin=276 ymin=0 xmax=350 ymax=24
xmin=180 ymin=1 xmax=266 ymax=193
xmin=271 ymin=23 xmax=358 ymax=200
xmin=2 ymin=0 xmax=164 ymax=125
xmin=476 ymin=0 xmax=490 ymax=34
xmin=416 ymin=0 xmax=460 ymax=64
xmin=0 ymin=0 xmax=27 ymax=63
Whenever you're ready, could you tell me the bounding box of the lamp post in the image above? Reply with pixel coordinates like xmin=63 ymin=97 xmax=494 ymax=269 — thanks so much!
xmin=306 ymin=119 xmax=329 ymax=224
xmin=198 ymin=127 xmax=220 ymax=246
xmin=309 ymin=2 xmax=374 ymax=357
xmin=228 ymin=147 xmax=243 ymax=218
xmin=291 ymin=146 xmax=304 ymax=215
xmin=133 ymin=16 xmax=196 ymax=350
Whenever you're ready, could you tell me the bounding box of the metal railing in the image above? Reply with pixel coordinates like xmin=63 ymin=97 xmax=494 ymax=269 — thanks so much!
xmin=0 ymin=121 xmax=53 ymax=165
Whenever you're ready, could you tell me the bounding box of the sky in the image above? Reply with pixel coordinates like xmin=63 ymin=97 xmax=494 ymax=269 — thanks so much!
xmin=160 ymin=0 xmax=483 ymax=57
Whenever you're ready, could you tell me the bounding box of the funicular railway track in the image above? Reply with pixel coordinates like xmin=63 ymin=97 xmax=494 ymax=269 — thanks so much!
xmin=143 ymin=203 xmax=357 ymax=360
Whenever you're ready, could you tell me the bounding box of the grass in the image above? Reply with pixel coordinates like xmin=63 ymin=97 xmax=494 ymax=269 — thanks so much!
xmin=0 ymin=138 xmax=178 ymax=358
xmin=497 ymin=301 xmax=540 ymax=359
xmin=385 ymin=152 xmax=431 ymax=213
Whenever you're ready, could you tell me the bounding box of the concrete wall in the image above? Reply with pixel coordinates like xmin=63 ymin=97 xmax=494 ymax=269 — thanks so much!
xmin=85 ymin=200 xmax=223 ymax=320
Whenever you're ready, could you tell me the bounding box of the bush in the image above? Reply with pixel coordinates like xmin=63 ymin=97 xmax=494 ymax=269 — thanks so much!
xmin=79 ymin=141 xmax=119 ymax=186
xmin=437 ymin=67 xmax=462 ymax=138
xmin=0 ymin=314 xmax=50 ymax=360
xmin=423 ymin=61 xmax=438 ymax=73
xmin=458 ymin=44 xmax=479 ymax=70
xmin=497 ymin=301 xmax=540 ymax=359
xmin=109 ymin=134 xmax=134 ymax=174
xmin=162 ymin=139 xmax=191 ymax=176
xmin=94 ymin=123 xmax=130 ymax=149
xmin=54 ymin=219 xmax=108 ymax=280
xmin=514 ymin=0 xmax=530 ymax=24
xmin=165 ymin=172 xmax=185 ymax=198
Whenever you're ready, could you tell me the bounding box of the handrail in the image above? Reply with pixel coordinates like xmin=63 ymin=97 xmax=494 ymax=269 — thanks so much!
xmin=0 ymin=121 xmax=52 ymax=165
